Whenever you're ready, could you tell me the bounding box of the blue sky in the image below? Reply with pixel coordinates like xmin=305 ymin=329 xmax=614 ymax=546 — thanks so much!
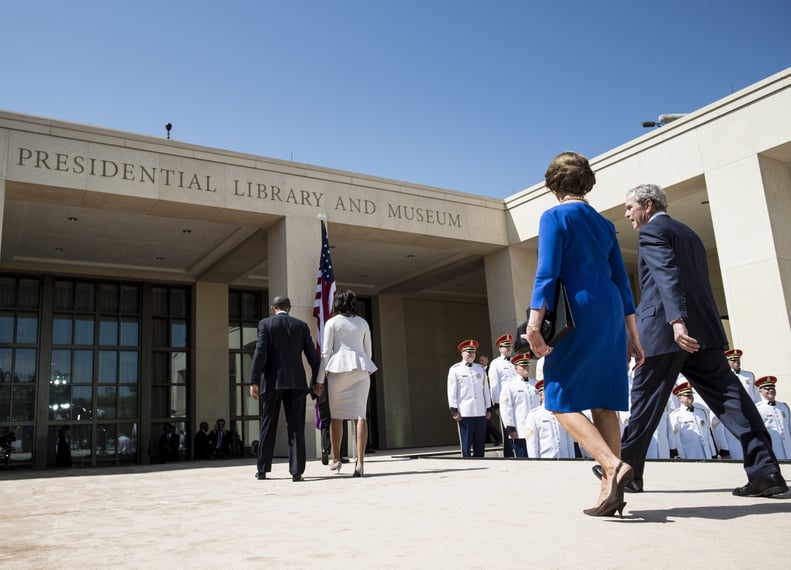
xmin=2 ymin=1 xmax=789 ymax=197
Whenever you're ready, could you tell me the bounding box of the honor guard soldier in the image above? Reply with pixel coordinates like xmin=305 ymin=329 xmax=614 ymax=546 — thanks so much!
xmin=447 ymin=339 xmax=492 ymax=458
xmin=488 ymin=333 xmax=519 ymax=456
xmin=726 ymin=349 xmax=760 ymax=403
xmin=755 ymin=376 xmax=791 ymax=460
xmin=669 ymin=383 xmax=717 ymax=459
xmin=499 ymin=353 xmax=539 ymax=458
xmin=525 ymin=380 xmax=576 ymax=459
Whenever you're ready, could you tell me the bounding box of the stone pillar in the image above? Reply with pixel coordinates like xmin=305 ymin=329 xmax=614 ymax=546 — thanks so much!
xmin=376 ymin=295 xmax=410 ymax=448
xmin=484 ymin=246 xmax=538 ymax=374
xmin=267 ymin=216 xmax=323 ymax=457
xmin=194 ymin=282 xmax=230 ymax=433
xmin=706 ymin=154 xmax=791 ymax=389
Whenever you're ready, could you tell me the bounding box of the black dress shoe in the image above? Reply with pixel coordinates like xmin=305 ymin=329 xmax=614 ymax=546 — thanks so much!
xmin=732 ymin=472 xmax=788 ymax=497
xmin=321 ymin=451 xmax=329 ymax=465
xmin=254 ymin=471 xmax=266 ymax=480
xmin=292 ymin=474 xmax=303 ymax=482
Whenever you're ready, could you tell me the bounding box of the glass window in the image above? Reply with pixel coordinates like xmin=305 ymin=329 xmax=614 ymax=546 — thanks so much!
xmin=152 ymin=352 xmax=168 ymax=383
xmin=0 ymin=311 xmax=13 ymax=343
xmin=120 ymin=320 xmax=138 ymax=346
xmin=100 ymin=284 xmax=119 ymax=313
xmin=12 ymin=384 xmax=35 ymax=421
xmin=151 ymin=386 xmax=167 ymax=418
xmin=0 ymin=277 xmax=15 ymax=308
xmin=52 ymin=317 xmax=73 ymax=345
xmin=50 ymin=349 xmax=72 ymax=384
xmin=171 ymin=352 xmax=188 ymax=384
xmin=96 ymin=423 xmax=114 ymax=456
xmin=16 ymin=314 xmax=38 ymax=344
xmin=228 ymin=326 xmax=240 ymax=348
xmin=18 ymin=279 xmax=40 ymax=309
xmin=152 ymin=288 xmax=169 ymax=316
xmin=71 ymin=424 xmax=92 ymax=462
xmin=0 ymin=348 xmax=11 ymax=382
xmin=98 ymin=351 xmax=117 ymax=384
xmin=242 ymin=326 xmax=257 ymax=350
xmin=118 ymin=386 xmax=138 ymax=419
xmin=54 ymin=281 xmax=74 ymax=311
xmin=120 ymin=285 xmax=139 ymax=314
xmin=228 ymin=291 xmax=240 ymax=320
xmin=170 ymin=385 xmax=187 ymax=416
xmin=244 ymin=393 xmax=258 ymax=415
xmin=171 ymin=321 xmax=187 ymax=348
xmin=99 ymin=319 xmax=118 ymax=346
xmin=119 ymin=351 xmax=138 ymax=383
xmin=49 ymin=384 xmax=72 ymax=421
xmin=74 ymin=317 xmax=94 ymax=344
xmin=72 ymin=385 xmax=93 ymax=420
xmin=171 ymin=288 xmax=187 ymax=318
xmin=75 ymin=282 xmax=95 ymax=312
xmin=0 ymin=385 xmax=10 ymax=421
xmin=73 ymin=350 xmax=93 ymax=383
xmin=241 ymin=292 xmax=259 ymax=320
xmin=152 ymin=318 xmax=168 ymax=347
xmin=15 ymin=348 xmax=37 ymax=383
xmin=97 ymin=386 xmax=117 ymax=419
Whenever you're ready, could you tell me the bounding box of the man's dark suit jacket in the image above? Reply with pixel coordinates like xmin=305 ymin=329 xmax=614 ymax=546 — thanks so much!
xmin=635 ymin=213 xmax=727 ymax=356
xmin=249 ymin=312 xmax=319 ymax=392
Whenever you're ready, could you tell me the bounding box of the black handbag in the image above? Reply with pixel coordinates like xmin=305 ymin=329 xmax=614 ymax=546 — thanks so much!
xmin=541 ymin=277 xmax=576 ymax=347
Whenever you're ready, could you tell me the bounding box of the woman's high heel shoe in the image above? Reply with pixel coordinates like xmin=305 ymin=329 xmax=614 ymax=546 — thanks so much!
xmin=329 ymin=459 xmax=342 ymax=473
xmin=583 ymin=461 xmax=631 ymax=518
xmin=353 ymin=463 xmax=364 ymax=478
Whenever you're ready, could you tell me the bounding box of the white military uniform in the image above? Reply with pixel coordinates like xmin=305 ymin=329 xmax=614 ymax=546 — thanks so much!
xmin=646 ymin=401 xmax=673 ymax=459
xmin=734 ymin=369 xmax=760 ymax=403
xmin=447 ymin=361 xmax=491 ymax=418
xmin=499 ymin=378 xmax=539 ymax=439
xmin=710 ymin=411 xmax=743 ymax=460
xmin=669 ymin=405 xmax=716 ymax=459
xmin=756 ymin=400 xmax=791 ymax=460
xmin=525 ymin=405 xmax=575 ymax=459
xmin=488 ymin=355 xmax=518 ymax=407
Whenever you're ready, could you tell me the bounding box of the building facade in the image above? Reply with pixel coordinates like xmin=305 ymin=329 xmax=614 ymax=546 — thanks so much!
xmin=2 ymin=67 xmax=790 ymax=469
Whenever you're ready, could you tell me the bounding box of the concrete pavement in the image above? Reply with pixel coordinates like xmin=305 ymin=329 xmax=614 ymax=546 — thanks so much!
xmin=1 ymin=449 xmax=789 ymax=569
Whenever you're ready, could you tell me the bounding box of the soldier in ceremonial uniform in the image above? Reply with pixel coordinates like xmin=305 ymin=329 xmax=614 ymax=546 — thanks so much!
xmin=726 ymin=349 xmax=760 ymax=403
xmin=755 ymin=376 xmax=791 ymax=460
xmin=525 ymin=380 xmax=575 ymax=459
xmin=669 ymin=382 xmax=717 ymax=460
xmin=447 ymin=339 xmax=492 ymax=458
xmin=488 ymin=333 xmax=519 ymax=456
xmin=499 ymin=353 xmax=539 ymax=458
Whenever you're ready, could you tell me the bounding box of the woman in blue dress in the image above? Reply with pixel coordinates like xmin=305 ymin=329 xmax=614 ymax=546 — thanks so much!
xmin=525 ymin=152 xmax=644 ymax=517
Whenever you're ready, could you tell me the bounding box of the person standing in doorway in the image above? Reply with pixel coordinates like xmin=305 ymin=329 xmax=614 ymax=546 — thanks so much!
xmin=249 ymin=295 xmax=320 ymax=482
xmin=316 ymin=290 xmax=377 ymax=477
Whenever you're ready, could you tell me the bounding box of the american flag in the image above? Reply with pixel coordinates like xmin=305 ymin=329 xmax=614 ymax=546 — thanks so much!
xmin=313 ymin=219 xmax=336 ymax=351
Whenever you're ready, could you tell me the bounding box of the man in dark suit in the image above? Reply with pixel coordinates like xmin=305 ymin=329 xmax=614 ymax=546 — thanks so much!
xmin=617 ymin=183 xmax=786 ymax=496
xmin=249 ymin=295 xmax=320 ymax=482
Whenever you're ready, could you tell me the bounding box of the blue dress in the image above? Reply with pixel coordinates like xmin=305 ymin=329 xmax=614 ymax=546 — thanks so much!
xmin=531 ymin=202 xmax=635 ymax=413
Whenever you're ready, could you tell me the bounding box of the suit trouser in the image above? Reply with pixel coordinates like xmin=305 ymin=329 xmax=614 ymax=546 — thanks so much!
xmin=622 ymin=348 xmax=779 ymax=482
xmin=258 ymin=388 xmax=307 ymax=476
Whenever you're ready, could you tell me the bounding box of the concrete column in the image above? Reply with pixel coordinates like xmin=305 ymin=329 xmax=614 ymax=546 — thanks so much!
xmin=376 ymin=295 xmax=410 ymax=448
xmin=267 ymin=216 xmax=323 ymax=457
xmin=705 ymin=154 xmax=791 ymax=389
xmin=194 ymin=282 xmax=230 ymax=429
xmin=484 ymin=246 xmax=538 ymax=374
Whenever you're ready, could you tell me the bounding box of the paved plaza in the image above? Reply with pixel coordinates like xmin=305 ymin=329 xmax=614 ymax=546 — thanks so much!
xmin=1 ymin=449 xmax=790 ymax=569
